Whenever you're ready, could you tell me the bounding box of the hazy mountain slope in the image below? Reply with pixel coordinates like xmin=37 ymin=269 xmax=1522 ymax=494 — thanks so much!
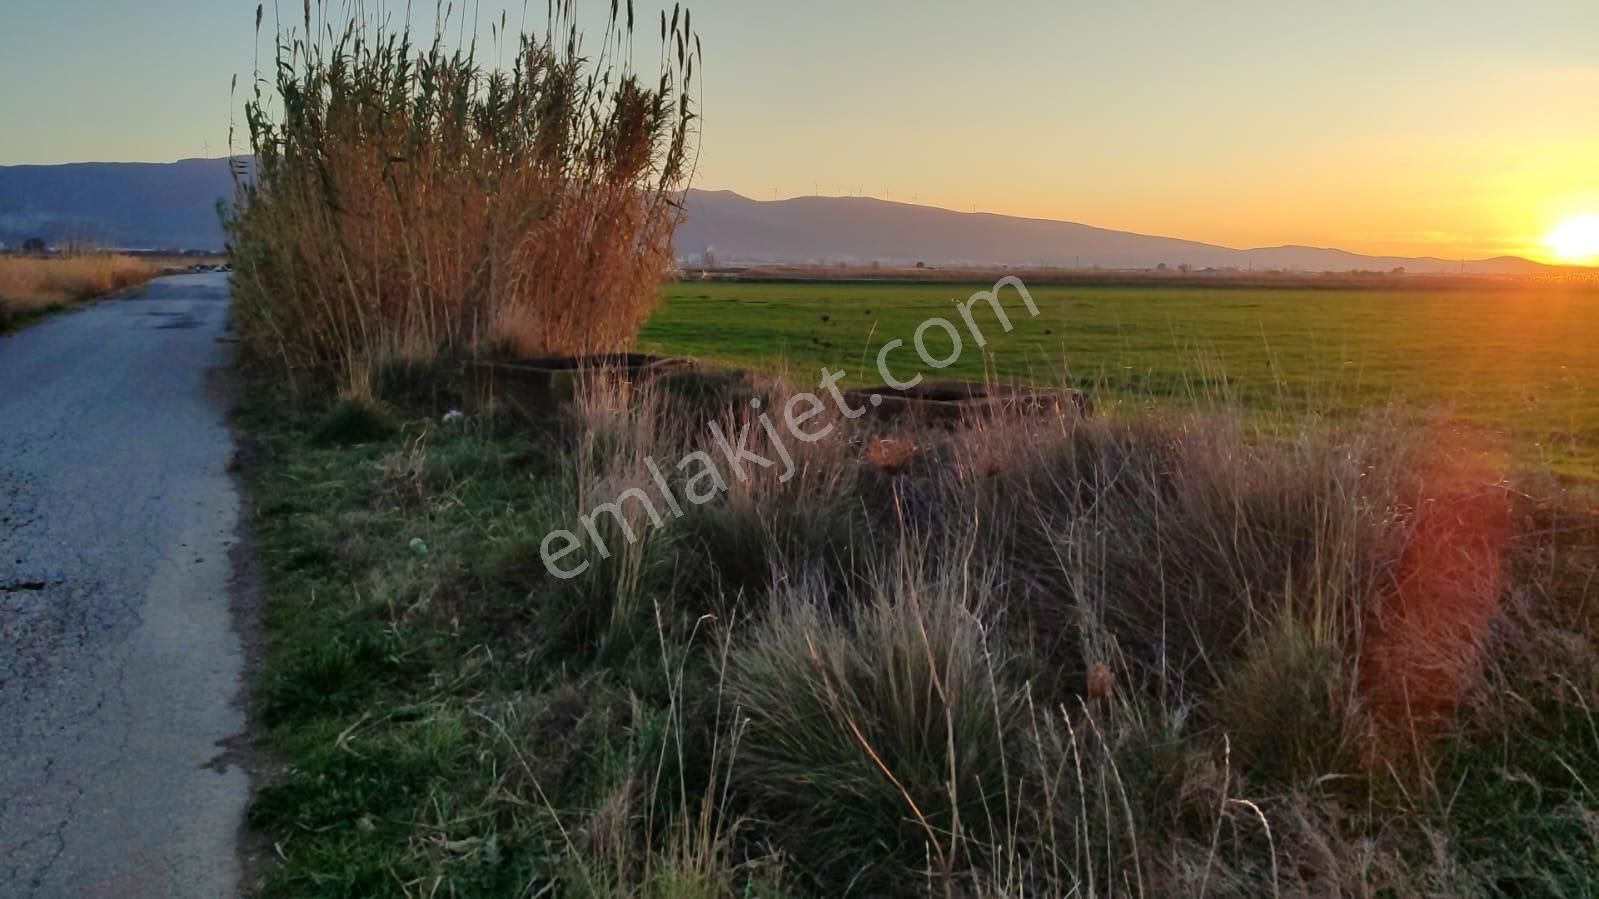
xmin=0 ymin=158 xmax=235 ymax=251
xmin=0 ymin=159 xmax=1552 ymax=274
xmin=1241 ymin=245 xmax=1553 ymax=276
xmin=676 ymin=190 xmax=1238 ymax=269
xmin=676 ymin=190 xmax=1549 ymax=274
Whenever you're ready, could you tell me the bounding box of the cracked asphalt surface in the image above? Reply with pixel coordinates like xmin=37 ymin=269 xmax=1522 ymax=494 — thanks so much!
xmin=0 ymin=274 xmax=248 ymax=897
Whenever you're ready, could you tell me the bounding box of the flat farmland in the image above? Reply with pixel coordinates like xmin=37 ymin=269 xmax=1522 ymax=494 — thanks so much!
xmin=642 ymin=280 xmax=1599 ymax=474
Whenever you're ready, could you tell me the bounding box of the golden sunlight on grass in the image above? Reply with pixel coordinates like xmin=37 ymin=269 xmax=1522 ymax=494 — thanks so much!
xmin=0 ymin=254 xmax=157 ymax=330
xmin=1544 ymin=213 xmax=1599 ymax=265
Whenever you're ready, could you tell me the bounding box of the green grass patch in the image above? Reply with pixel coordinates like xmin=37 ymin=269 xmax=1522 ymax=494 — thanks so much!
xmin=642 ymin=281 xmax=1599 ymax=474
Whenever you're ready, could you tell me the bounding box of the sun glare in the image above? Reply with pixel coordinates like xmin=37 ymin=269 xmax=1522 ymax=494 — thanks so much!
xmin=1545 ymin=214 xmax=1599 ymax=264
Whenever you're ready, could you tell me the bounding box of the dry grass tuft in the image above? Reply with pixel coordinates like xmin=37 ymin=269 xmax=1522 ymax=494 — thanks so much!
xmin=1357 ymin=428 xmax=1516 ymax=758
xmin=728 ymin=547 xmax=1015 ymax=890
xmin=0 ymin=254 xmax=157 ymax=328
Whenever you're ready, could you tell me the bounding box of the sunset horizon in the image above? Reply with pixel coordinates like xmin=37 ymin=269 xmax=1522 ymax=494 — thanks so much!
xmin=6 ymin=153 xmax=1596 ymax=268
xmin=4 ymin=2 xmax=1597 ymax=264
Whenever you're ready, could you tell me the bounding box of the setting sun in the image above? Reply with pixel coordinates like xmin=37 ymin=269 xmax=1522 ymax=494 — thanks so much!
xmin=1545 ymin=214 xmax=1599 ymax=265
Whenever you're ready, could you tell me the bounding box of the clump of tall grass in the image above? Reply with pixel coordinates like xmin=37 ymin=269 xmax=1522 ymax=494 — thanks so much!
xmin=540 ymin=376 xmax=681 ymax=657
xmin=227 ymin=0 xmax=699 ymax=393
xmin=608 ymin=380 xmax=1536 ymax=889
xmin=728 ymin=546 xmax=1015 ymax=891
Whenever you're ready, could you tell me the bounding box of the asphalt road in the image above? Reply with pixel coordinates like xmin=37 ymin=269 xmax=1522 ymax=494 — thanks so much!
xmin=0 ymin=273 xmax=249 ymax=897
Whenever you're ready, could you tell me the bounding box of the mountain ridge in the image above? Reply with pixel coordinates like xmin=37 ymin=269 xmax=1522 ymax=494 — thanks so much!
xmin=0 ymin=158 xmax=240 ymax=252
xmin=0 ymin=158 xmax=1559 ymax=274
xmin=674 ymin=190 xmax=1555 ymax=275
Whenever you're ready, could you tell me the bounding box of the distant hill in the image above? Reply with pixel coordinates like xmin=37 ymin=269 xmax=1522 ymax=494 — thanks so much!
xmin=0 ymin=158 xmax=238 ymax=252
xmin=677 ymin=190 xmax=1554 ymax=275
xmin=0 ymin=159 xmax=1556 ymax=274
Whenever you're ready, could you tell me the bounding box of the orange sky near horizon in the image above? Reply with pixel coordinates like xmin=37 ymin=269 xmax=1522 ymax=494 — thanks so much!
xmin=1 ymin=1 xmax=1596 ymax=263
xmin=694 ymin=49 xmax=1599 ymax=264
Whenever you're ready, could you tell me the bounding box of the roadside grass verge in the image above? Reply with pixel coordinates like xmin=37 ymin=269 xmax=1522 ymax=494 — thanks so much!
xmin=239 ymin=370 xmax=1599 ymax=897
xmin=0 ymin=254 xmax=158 ymax=332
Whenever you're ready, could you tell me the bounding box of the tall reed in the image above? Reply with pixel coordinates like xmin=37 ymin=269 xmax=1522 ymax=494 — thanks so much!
xmin=226 ymin=0 xmax=699 ymax=392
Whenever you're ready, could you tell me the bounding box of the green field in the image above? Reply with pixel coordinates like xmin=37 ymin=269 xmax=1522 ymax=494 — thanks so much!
xmin=643 ymin=280 xmax=1599 ymax=473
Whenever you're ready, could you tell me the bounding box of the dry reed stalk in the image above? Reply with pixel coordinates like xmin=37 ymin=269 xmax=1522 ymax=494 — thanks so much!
xmin=227 ymin=0 xmax=699 ymax=393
